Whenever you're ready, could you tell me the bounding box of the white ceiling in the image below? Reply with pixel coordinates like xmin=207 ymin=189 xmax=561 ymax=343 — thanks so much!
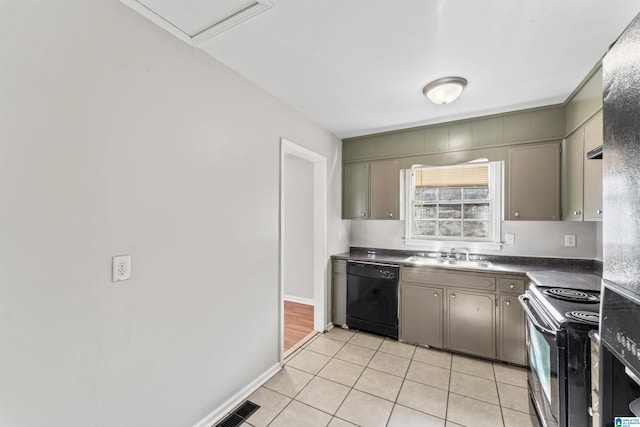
xmin=124 ymin=0 xmax=639 ymax=138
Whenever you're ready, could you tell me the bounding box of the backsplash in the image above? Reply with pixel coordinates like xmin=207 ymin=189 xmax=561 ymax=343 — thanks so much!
xmin=350 ymin=220 xmax=600 ymax=260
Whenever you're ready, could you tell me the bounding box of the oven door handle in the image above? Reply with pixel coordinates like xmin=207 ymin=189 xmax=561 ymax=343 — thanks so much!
xmin=518 ymin=295 xmax=556 ymax=336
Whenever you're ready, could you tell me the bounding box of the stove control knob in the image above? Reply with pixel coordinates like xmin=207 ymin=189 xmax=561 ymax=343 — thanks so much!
xmin=628 ymin=340 xmax=633 ymax=351
xmin=617 ymin=332 xmax=622 ymax=343
xmin=632 ymin=344 xmax=637 ymax=356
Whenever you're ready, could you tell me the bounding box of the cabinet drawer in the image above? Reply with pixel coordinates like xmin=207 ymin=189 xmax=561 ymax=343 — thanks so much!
xmin=498 ymin=278 xmax=525 ymax=293
xmin=333 ymin=260 xmax=347 ymax=274
xmin=401 ymin=267 xmax=495 ymax=291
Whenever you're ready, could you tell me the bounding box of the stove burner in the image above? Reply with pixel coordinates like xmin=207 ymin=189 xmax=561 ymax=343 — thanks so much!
xmin=565 ymin=311 xmax=600 ymax=325
xmin=543 ymin=288 xmax=600 ymax=303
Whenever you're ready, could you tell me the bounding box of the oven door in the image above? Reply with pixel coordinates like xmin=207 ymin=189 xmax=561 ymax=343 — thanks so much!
xmin=519 ymin=294 xmax=561 ymax=427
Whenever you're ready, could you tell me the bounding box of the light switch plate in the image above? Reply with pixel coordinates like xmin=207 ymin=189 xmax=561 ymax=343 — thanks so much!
xmin=564 ymin=235 xmax=577 ymax=247
xmin=112 ymin=255 xmax=131 ymax=281
xmin=505 ymin=233 xmax=515 ymax=245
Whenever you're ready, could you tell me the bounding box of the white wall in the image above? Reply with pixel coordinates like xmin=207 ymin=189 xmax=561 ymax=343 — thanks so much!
xmin=351 ymin=220 xmax=600 ymax=259
xmin=0 ymin=1 xmax=347 ymax=426
xmin=284 ymin=155 xmax=314 ymax=301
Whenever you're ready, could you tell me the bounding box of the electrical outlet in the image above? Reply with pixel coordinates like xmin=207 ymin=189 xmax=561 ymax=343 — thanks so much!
xmin=564 ymin=235 xmax=577 ymax=247
xmin=505 ymin=233 xmax=515 ymax=245
xmin=112 ymin=255 xmax=131 ymax=281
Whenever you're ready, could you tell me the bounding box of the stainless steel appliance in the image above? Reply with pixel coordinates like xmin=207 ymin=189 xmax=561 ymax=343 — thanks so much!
xmin=599 ymin=11 xmax=640 ymax=427
xmin=519 ymin=283 xmax=600 ymax=427
xmin=346 ymin=261 xmax=399 ymax=339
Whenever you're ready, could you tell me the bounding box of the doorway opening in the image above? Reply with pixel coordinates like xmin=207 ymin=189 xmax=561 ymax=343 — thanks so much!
xmin=279 ymin=138 xmax=327 ymax=363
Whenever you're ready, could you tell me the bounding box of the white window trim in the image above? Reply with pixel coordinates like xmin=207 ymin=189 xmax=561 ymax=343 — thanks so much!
xmin=403 ymin=161 xmax=504 ymax=252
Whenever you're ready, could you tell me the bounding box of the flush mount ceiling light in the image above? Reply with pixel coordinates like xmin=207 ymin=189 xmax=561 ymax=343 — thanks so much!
xmin=422 ymin=77 xmax=468 ymax=105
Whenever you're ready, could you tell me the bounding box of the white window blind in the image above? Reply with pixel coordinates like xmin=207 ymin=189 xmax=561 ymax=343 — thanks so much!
xmin=415 ymin=165 xmax=488 ymax=187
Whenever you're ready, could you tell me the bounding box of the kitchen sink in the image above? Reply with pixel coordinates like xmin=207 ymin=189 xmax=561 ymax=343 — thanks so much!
xmin=445 ymin=259 xmax=492 ymax=268
xmin=405 ymin=256 xmax=492 ymax=269
xmin=404 ymin=255 xmax=439 ymax=265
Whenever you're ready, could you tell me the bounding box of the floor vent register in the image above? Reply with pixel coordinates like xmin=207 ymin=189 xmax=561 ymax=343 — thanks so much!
xmin=215 ymin=400 xmax=260 ymax=427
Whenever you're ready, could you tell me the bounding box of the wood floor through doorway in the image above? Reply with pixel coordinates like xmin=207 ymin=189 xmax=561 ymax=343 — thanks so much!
xmin=284 ymin=301 xmax=314 ymax=354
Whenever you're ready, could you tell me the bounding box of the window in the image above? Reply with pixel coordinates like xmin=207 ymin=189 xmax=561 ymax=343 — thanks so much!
xmin=404 ymin=160 xmax=503 ymax=249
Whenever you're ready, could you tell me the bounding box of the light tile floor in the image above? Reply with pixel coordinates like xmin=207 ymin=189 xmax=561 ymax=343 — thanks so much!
xmin=242 ymin=328 xmax=539 ymax=427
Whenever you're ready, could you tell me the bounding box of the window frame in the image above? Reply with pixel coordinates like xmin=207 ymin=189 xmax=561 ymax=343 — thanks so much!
xmin=403 ymin=160 xmax=504 ymax=251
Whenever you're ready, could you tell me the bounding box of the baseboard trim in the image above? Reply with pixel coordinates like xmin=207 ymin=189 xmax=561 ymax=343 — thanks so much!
xmin=283 ymin=295 xmax=314 ymax=306
xmin=192 ymin=362 xmax=281 ymax=427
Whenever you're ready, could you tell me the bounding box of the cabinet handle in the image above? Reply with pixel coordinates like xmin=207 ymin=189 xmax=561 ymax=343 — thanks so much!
xmin=509 ymin=284 xmax=515 ymax=289
xmin=597 ymin=210 xmax=603 ymax=215
xmin=514 ymin=211 xmax=520 ymax=218
xmin=361 ymin=212 xmax=366 ymax=217
xmin=434 ymin=293 xmax=438 ymax=298
xmin=451 ymin=294 xmax=456 ymax=299
xmin=506 ymin=300 xmax=511 ymax=306
xmin=389 ymin=213 xmax=393 ymax=218
xmin=573 ymin=210 xmax=581 ymax=216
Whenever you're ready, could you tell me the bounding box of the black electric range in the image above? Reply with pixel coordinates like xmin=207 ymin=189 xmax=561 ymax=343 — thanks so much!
xmin=519 ymin=283 xmax=600 ymax=427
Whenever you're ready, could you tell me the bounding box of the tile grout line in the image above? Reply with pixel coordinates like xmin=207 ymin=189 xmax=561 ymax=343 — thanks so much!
xmin=443 ymin=350 xmax=454 ymax=425
xmin=493 ymin=362 xmax=507 ymax=427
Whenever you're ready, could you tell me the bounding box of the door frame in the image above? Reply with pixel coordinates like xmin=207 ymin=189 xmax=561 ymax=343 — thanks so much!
xmin=279 ymin=137 xmax=327 ymax=364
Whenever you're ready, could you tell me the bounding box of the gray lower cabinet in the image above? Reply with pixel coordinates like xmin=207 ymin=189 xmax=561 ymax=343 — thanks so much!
xmin=400 ymin=284 xmax=443 ymax=347
xmin=445 ymin=289 xmax=496 ymax=359
xmin=399 ymin=266 xmax=527 ymax=365
xmin=498 ymin=294 xmax=526 ymax=365
xmin=332 ymin=260 xmax=347 ymax=326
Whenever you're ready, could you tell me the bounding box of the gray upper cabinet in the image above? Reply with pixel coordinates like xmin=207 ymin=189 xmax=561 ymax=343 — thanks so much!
xmin=583 ymin=111 xmax=603 ymax=221
xmin=509 ymin=142 xmax=561 ymax=220
xmin=560 ymin=110 xmax=603 ymax=222
xmin=342 ymin=159 xmax=398 ymax=220
xmin=342 ymin=106 xmax=565 ymax=162
xmin=342 ymin=105 xmax=567 ymax=222
xmin=445 ymin=289 xmax=496 ymax=359
xmin=562 ymin=129 xmax=585 ymax=221
xmin=565 ymin=66 xmax=603 ymax=136
xmin=370 ymin=159 xmax=399 ymax=219
xmin=343 ymin=162 xmax=369 ymax=219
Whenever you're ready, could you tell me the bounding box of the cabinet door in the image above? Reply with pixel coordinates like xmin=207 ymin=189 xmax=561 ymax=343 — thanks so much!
xmin=498 ymin=295 xmax=526 ymax=365
xmin=370 ymin=160 xmax=399 ymax=219
xmin=400 ymin=284 xmax=443 ymax=347
xmin=584 ymin=111 xmax=603 ymax=221
xmin=332 ymin=260 xmax=347 ymax=326
xmin=509 ymin=142 xmax=560 ymax=220
xmin=562 ymin=129 xmax=585 ymax=221
xmin=446 ymin=289 xmax=496 ymax=358
xmin=343 ymin=163 xmax=369 ymax=219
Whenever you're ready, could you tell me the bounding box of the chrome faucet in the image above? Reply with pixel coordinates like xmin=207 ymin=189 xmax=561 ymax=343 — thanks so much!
xmin=449 ymin=247 xmax=470 ymax=261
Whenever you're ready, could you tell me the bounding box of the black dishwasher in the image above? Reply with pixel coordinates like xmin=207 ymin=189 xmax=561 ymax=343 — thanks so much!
xmin=346 ymin=261 xmax=399 ymax=339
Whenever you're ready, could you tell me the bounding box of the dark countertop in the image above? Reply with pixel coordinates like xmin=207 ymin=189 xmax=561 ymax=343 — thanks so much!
xmin=526 ymin=270 xmax=602 ymax=292
xmin=333 ymin=247 xmax=602 ymax=284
